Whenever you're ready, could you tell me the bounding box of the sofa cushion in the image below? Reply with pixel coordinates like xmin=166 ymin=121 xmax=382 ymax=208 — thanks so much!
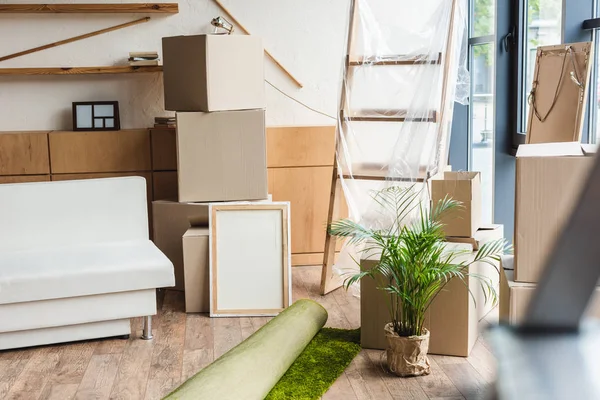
xmin=0 ymin=240 xmax=174 ymax=305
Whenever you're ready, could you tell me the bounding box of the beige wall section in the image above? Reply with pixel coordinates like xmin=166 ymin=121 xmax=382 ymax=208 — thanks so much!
xmin=49 ymin=130 xmax=151 ymax=173
xmin=0 ymin=132 xmax=50 ymax=175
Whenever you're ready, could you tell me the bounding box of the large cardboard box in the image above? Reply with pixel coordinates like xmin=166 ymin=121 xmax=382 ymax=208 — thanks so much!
xmin=500 ymin=257 xmax=600 ymax=324
xmin=176 ymin=110 xmax=268 ymax=203
xmin=162 ymin=34 xmax=265 ymax=112
xmin=514 ymin=142 xmax=596 ymax=283
xmin=183 ymin=227 xmax=210 ymax=313
xmin=431 ymin=171 xmax=482 ymax=237
xmin=361 ymin=225 xmax=503 ymax=356
xmin=152 ymin=200 xmax=210 ymax=291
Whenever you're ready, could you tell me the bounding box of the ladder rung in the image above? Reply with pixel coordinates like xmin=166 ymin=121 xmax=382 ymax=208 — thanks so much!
xmin=340 ymin=166 xmax=437 ymax=183
xmin=347 ymin=53 xmax=442 ymax=66
xmin=342 ymin=109 xmax=437 ymax=123
xmin=342 ymin=174 xmax=425 ymax=183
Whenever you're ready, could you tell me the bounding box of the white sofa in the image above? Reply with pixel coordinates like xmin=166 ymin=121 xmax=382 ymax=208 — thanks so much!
xmin=0 ymin=177 xmax=175 ymax=350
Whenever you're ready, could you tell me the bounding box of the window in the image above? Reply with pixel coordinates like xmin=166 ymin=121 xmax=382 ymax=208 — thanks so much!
xmin=470 ymin=0 xmax=495 ymax=224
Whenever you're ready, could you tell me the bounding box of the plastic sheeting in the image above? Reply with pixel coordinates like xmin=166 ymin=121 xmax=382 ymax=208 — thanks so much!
xmin=333 ymin=0 xmax=470 ymax=283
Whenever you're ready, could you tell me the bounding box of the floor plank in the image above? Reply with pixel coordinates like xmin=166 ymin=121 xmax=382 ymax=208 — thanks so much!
xmin=4 ymin=346 xmax=62 ymax=399
xmin=39 ymin=383 xmax=79 ymax=400
xmin=415 ymin=356 xmax=464 ymax=399
xmin=49 ymin=341 xmax=97 ymax=385
xmin=181 ymin=349 xmax=213 ymax=381
xmin=346 ymin=351 xmax=394 ymax=400
xmin=438 ymin=359 xmax=491 ymax=400
xmin=109 ymin=338 xmax=154 ymax=400
xmin=184 ymin=313 xmax=213 ymax=351
xmin=74 ymin=354 xmax=121 ymax=400
xmin=213 ymin=317 xmax=242 ymax=359
xmin=365 ymin=349 xmax=428 ymax=400
xmin=0 ymin=358 xmax=31 ymax=399
xmin=144 ymin=291 xmax=186 ymax=400
xmin=322 ymin=372 xmax=358 ymax=400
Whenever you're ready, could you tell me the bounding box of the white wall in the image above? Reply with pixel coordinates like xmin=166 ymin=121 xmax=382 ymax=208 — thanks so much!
xmin=0 ymin=0 xmax=349 ymax=131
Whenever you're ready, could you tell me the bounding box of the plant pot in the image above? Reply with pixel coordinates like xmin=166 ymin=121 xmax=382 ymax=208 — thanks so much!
xmin=384 ymin=323 xmax=431 ymax=377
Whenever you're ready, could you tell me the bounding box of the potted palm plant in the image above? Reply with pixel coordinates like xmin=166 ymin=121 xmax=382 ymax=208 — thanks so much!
xmin=329 ymin=186 xmax=507 ymax=377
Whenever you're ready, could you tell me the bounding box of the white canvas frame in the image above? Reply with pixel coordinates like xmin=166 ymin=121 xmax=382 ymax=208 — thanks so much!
xmin=209 ymin=202 xmax=291 ymax=317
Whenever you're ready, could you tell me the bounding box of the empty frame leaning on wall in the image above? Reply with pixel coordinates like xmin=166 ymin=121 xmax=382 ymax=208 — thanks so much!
xmin=209 ymin=202 xmax=292 ymax=317
xmin=526 ymin=42 xmax=593 ymax=144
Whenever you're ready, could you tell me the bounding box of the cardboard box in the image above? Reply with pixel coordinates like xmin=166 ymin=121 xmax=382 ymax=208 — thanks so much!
xmin=361 ymin=226 xmax=503 ymax=356
xmin=162 ymin=34 xmax=265 ymax=112
xmin=514 ymin=142 xmax=596 ymax=283
xmin=500 ymin=258 xmax=600 ymax=324
xmin=176 ymin=110 xmax=268 ymax=203
xmin=445 ymin=224 xmax=503 ymax=250
xmin=152 ymin=200 xmax=210 ymax=291
xmin=183 ymin=227 xmax=210 ymax=313
xmin=431 ymin=171 xmax=482 ymax=237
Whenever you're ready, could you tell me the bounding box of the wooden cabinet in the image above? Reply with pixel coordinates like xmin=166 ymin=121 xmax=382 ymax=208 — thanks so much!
xmin=0 ymin=131 xmax=50 ymax=175
xmin=49 ymin=129 xmax=151 ymax=173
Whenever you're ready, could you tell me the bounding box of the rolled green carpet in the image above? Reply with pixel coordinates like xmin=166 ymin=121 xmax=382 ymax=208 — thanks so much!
xmin=164 ymin=299 xmax=328 ymax=400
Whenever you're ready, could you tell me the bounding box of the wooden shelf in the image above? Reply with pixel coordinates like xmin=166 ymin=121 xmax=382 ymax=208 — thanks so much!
xmin=0 ymin=66 xmax=163 ymax=76
xmin=0 ymin=3 xmax=179 ymax=14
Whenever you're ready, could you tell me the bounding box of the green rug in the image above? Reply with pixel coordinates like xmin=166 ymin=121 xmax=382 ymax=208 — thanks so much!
xmin=265 ymin=328 xmax=361 ymax=400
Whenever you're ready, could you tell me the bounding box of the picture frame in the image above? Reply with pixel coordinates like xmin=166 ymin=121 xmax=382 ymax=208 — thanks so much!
xmin=72 ymin=101 xmax=121 ymax=131
xmin=209 ymin=202 xmax=291 ymax=317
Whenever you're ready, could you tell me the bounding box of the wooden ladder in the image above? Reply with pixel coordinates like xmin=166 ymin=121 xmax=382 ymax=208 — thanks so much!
xmin=320 ymin=0 xmax=459 ymax=295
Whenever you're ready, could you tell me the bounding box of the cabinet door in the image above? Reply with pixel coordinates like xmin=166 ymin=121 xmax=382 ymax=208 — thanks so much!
xmin=49 ymin=129 xmax=151 ymax=173
xmin=0 ymin=132 xmax=50 ymax=175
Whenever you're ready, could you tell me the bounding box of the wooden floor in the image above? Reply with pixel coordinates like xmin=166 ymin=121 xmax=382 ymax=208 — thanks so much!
xmin=0 ymin=266 xmax=497 ymax=400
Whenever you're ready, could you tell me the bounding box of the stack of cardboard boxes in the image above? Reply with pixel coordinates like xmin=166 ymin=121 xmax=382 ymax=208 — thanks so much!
xmin=154 ymin=34 xmax=270 ymax=313
xmin=502 ymin=141 xmax=600 ymax=323
xmin=360 ymin=171 xmax=504 ymax=356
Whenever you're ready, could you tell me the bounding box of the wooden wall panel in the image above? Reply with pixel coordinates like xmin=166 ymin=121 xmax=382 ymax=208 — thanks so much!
xmin=266 ymin=126 xmax=336 ymax=168
xmin=49 ymin=129 xmax=151 ymax=173
xmin=153 ymin=171 xmax=178 ymax=200
xmin=0 ymin=175 xmax=50 ymax=184
xmin=150 ymin=128 xmax=177 ymax=171
xmin=0 ymin=131 xmax=50 ymax=175
xmin=269 ymin=166 xmax=332 ymax=254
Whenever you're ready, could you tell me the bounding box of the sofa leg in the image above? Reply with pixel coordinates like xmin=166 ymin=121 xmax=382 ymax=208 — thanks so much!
xmin=142 ymin=316 xmax=153 ymax=340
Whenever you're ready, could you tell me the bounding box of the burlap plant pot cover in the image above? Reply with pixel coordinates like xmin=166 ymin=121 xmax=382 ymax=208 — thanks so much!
xmin=384 ymin=323 xmax=431 ymax=377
